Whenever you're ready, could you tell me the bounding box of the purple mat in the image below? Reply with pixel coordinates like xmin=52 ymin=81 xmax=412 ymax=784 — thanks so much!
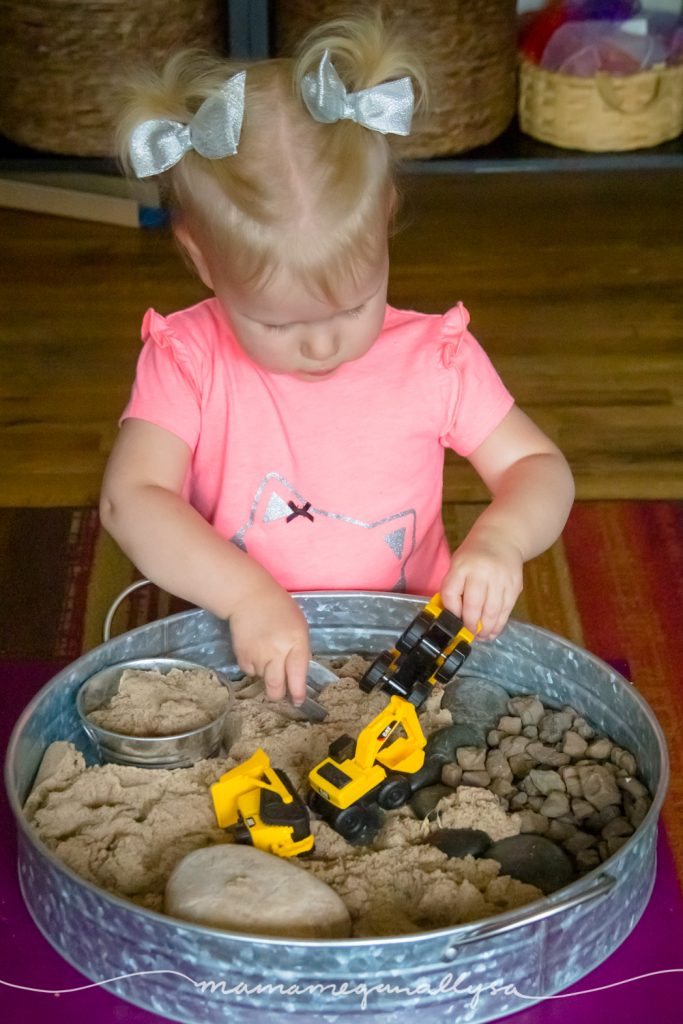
xmin=2 ymin=661 xmax=683 ymax=1023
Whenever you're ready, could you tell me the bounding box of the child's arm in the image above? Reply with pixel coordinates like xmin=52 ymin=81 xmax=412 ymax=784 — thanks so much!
xmin=441 ymin=405 xmax=575 ymax=639
xmin=99 ymin=418 xmax=311 ymax=703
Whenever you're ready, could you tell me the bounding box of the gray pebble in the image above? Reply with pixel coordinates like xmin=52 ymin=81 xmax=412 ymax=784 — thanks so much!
xmin=560 ymin=765 xmax=584 ymax=798
xmin=510 ymin=791 xmax=529 ymax=810
xmin=562 ymin=731 xmax=588 ymax=758
xmin=584 ymin=804 xmax=622 ymax=835
xmin=571 ymin=798 xmax=596 ymax=821
xmin=627 ymin=796 xmax=652 ymax=829
xmin=456 ymin=746 xmax=487 ymax=771
xmin=518 ymin=809 xmax=549 ymax=834
xmin=487 ymin=729 xmax=502 ymax=747
xmin=507 ymin=695 xmax=545 ymax=727
xmin=485 ymin=834 xmax=576 ymax=895
xmin=498 ymin=734 xmax=531 ymax=757
xmin=486 ymin=749 xmax=513 ymax=782
xmin=440 ymin=762 xmax=463 ymax=788
xmin=498 ymin=716 xmax=522 ymax=735
xmin=585 ymin=738 xmax=612 ymax=760
xmin=575 ymin=848 xmax=601 ymax=872
xmin=520 ymin=775 xmax=540 ymax=797
xmin=526 ymin=742 xmax=571 ymax=768
xmin=489 ymin=778 xmax=515 ymax=799
xmin=617 ymin=776 xmax=649 ymax=799
xmin=540 ymin=792 xmax=571 ymax=818
xmin=508 ymin=752 xmax=535 ymax=778
xmin=577 ymin=765 xmax=621 ymax=810
xmin=572 ymin=716 xmax=595 ymax=740
xmin=601 ymin=816 xmax=634 ymax=840
xmin=538 ymin=710 xmax=574 ymax=744
xmin=547 ymin=819 xmax=578 ymax=842
xmin=529 ymin=769 xmax=565 ymax=795
xmin=461 ymin=770 xmax=491 ymax=788
xmin=563 ymin=831 xmax=597 ymax=855
xmin=522 ymin=725 xmax=539 ymax=739
xmin=611 ymin=748 xmax=638 ymax=776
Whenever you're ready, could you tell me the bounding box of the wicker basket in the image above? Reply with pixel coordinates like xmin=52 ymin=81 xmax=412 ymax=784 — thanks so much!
xmin=273 ymin=0 xmax=518 ymax=158
xmin=519 ymin=56 xmax=683 ymax=152
xmin=0 ymin=1 xmax=226 ymax=157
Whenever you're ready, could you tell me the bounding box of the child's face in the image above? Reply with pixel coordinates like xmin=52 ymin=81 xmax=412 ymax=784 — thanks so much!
xmin=213 ymin=257 xmax=389 ymax=382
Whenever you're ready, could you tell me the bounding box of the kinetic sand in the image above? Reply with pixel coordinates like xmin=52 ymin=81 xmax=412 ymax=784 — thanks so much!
xmin=25 ymin=657 xmax=541 ymax=937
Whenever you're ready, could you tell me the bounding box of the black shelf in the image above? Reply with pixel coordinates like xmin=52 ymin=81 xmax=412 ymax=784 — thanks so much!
xmin=406 ymin=118 xmax=683 ymax=175
xmin=2 ymin=118 xmax=682 ymax=179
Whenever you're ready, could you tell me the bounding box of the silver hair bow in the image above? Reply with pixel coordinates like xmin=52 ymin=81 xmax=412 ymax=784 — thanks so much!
xmin=129 ymin=70 xmax=246 ymax=178
xmin=301 ymin=50 xmax=413 ymax=136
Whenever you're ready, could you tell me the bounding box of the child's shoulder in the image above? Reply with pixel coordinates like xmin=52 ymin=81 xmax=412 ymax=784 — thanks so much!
xmin=142 ymin=298 xmax=231 ymax=350
xmin=384 ymin=301 xmax=471 ymax=337
xmin=382 ymin=302 xmax=475 ymax=365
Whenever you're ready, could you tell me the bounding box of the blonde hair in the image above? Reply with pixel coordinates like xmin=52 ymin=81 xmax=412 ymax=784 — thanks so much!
xmin=116 ymin=11 xmax=426 ymax=302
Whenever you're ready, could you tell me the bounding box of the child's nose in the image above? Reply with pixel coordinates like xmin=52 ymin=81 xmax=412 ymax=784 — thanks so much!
xmin=300 ymin=328 xmax=340 ymax=363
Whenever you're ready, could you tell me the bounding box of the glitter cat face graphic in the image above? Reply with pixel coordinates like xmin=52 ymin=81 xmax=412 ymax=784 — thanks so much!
xmin=230 ymin=473 xmax=416 ymax=591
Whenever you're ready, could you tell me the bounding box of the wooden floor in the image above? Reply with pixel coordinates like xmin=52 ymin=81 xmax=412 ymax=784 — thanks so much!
xmin=1 ymin=167 xmax=681 ymax=507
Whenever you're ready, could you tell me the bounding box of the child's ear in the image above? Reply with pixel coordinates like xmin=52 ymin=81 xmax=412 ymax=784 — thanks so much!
xmin=173 ymin=224 xmax=214 ymax=290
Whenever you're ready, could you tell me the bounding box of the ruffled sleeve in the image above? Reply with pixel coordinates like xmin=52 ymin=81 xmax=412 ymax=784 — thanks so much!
xmin=437 ymin=303 xmax=515 ymax=456
xmin=119 ymin=308 xmax=204 ymax=450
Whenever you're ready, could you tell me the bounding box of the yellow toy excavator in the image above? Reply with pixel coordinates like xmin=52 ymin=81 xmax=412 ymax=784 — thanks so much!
xmin=213 ymin=594 xmax=476 ymax=850
xmin=308 ymin=594 xmax=475 ymax=840
xmin=307 ymin=694 xmax=427 ymax=840
xmin=211 ymin=748 xmax=314 ymax=857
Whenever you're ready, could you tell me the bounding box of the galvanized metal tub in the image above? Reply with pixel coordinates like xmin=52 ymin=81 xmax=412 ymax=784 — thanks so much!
xmin=5 ymin=592 xmax=669 ymax=1024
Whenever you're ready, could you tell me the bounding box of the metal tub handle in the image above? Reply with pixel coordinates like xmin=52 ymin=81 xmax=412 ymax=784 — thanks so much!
xmin=441 ymin=873 xmax=615 ymax=960
xmin=103 ymin=578 xmax=154 ymax=642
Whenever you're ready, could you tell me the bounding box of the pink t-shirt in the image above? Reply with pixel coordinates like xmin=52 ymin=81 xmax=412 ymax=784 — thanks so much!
xmin=122 ymin=299 xmax=514 ymax=596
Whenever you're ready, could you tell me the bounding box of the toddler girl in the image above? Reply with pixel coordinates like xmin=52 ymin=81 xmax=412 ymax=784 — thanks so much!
xmin=101 ymin=14 xmax=575 ymax=706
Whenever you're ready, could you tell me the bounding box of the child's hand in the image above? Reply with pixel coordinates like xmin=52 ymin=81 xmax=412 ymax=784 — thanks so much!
xmin=228 ymin=581 xmax=311 ymax=705
xmin=440 ymin=529 xmax=524 ymax=640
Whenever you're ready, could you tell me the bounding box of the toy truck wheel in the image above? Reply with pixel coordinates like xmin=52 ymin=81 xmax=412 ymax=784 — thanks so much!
xmin=359 ymin=651 xmax=394 ymax=693
xmin=332 ymin=804 xmax=367 ymax=840
xmin=433 ymin=644 xmax=471 ymax=684
xmin=377 ymin=776 xmax=412 ymax=810
xmin=232 ymin=821 xmax=253 ymax=845
xmin=395 ymin=611 xmax=432 ymax=653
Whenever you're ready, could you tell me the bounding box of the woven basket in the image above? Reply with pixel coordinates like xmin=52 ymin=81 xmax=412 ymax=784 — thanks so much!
xmin=519 ymin=56 xmax=683 ymax=152
xmin=273 ymin=0 xmax=518 ymax=158
xmin=0 ymin=1 xmax=226 ymax=157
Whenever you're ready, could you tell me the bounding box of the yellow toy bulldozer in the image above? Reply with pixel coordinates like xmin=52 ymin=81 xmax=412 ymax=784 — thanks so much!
xmin=211 ymin=748 xmax=314 ymax=857
xmin=360 ymin=594 xmax=475 ymax=707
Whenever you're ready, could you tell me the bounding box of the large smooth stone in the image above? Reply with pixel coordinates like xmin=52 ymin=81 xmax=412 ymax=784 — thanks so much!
xmin=409 ymin=784 xmax=453 ymax=820
xmin=425 ymin=828 xmax=492 ymax=858
xmin=165 ymin=844 xmax=352 ymax=939
xmin=428 ymin=722 xmax=488 ymax=762
xmin=442 ymin=676 xmax=510 ymax=736
xmin=484 ymin=834 xmax=575 ymax=895
xmin=407 ymin=722 xmax=485 ymax=791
